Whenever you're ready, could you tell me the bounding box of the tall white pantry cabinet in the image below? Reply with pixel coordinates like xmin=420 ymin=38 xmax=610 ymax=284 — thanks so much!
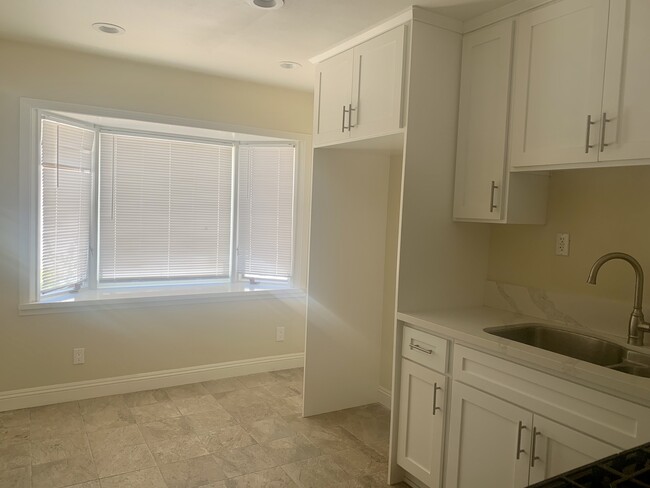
xmin=302 ymin=0 xmax=490 ymax=474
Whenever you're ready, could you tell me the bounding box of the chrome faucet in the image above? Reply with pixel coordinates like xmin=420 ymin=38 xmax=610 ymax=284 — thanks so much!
xmin=587 ymin=252 xmax=650 ymax=346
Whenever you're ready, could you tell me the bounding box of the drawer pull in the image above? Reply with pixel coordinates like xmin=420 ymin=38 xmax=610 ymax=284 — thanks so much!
xmin=516 ymin=421 xmax=527 ymax=460
xmin=585 ymin=114 xmax=596 ymax=153
xmin=410 ymin=340 xmax=433 ymax=355
xmin=531 ymin=427 xmax=542 ymax=467
xmin=432 ymin=383 xmax=442 ymax=415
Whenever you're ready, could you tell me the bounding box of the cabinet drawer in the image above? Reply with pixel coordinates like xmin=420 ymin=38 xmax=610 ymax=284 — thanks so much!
xmin=454 ymin=345 xmax=650 ymax=449
xmin=402 ymin=326 xmax=448 ymax=373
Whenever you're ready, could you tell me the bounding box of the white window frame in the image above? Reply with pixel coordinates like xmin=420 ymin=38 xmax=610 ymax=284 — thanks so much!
xmin=19 ymin=98 xmax=310 ymax=314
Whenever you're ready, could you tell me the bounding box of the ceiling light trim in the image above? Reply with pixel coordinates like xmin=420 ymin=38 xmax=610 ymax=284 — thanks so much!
xmin=247 ymin=0 xmax=284 ymax=10
xmin=92 ymin=22 xmax=126 ymax=35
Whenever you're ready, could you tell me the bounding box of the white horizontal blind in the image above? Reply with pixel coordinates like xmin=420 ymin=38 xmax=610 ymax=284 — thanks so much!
xmin=237 ymin=145 xmax=295 ymax=280
xmin=99 ymin=133 xmax=233 ymax=282
xmin=40 ymin=118 xmax=95 ymax=295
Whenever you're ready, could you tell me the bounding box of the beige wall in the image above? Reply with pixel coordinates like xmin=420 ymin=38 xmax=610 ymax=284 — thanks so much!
xmin=0 ymin=39 xmax=312 ymax=392
xmin=489 ymin=165 xmax=650 ymax=306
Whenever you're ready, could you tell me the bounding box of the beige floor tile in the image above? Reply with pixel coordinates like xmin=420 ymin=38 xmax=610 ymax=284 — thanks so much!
xmin=31 ymin=432 xmax=91 ymax=466
xmin=242 ymin=417 xmax=293 ymax=444
xmin=99 ymin=466 xmax=167 ymax=488
xmin=268 ymin=395 xmax=303 ymax=416
xmin=262 ymin=434 xmax=321 ymax=466
xmin=282 ymin=455 xmax=349 ymax=488
xmin=213 ymin=388 xmax=267 ymax=405
xmin=328 ymin=447 xmax=387 ymax=478
xmin=237 ymin=372 xmax=279 ymax=388
xmin=164 ymin=383 xmax=210 ymax=400
xmin=130 ymin=401 xmax=182 ymax=424
xmin=30 ymin=403 xmax=85 ymax=440
xmin=0 ymin=410 xmax=30 ymax=429
xmin=221 ymin=400 xmax=278 ymax=424
xmin=295 ymin=426 xmax=365 ymax=455
xmin=93 ymin=442 xmax=155 ymax=478
xmin=0 ymin=440 xmax=31 ymax=470
xmin=172 ymin=394 xmax=223 ymax=415
xmin=0 ymin=465 xmax=30 ymax=488
xmin=82 ymin=405 xmax=136 ymax=433
xmin=66 ymin=481 xmax=101 ymax=488
xmin=149 ymin=433 xmax=210 ymax=464
xmin=79 ymin=395 xmax=127 ymax=414
xmin=201 ymin=377 xmax=245 ymax=394
xmin=159 ymin=454 xmax=230 ymax=488
xmin=140 ymin=417 xmax=193 ymax=444
xmin=184 ymin=408 xmax=236 ymax=436
xmin=263 ymin=383 xmax=302 ymax=399
xmin=224 ymin=466 xmax=298 ymax=488
xmin=213 ymin=444 xmax=277 ymax=477
xmin=123 ymin=389 xmax=170 ymax=408
xmin=198 ymin=425 xmax=256 ymax=453
xmin=31 ymin=454 xmax=97 ymax=488
xmin=87 ymin=424 xmax=145 ymax=453
xmin=0 ymin=425 xmax=29 ymax=444
xmin=272 ymin=368 xmax=304 ymax=383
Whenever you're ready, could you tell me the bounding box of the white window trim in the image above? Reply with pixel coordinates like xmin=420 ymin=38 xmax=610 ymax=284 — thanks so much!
xmin=19 ymin=98 xmax=312 ymax=314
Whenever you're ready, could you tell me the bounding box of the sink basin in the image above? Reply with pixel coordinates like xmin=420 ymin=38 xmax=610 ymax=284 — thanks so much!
xmin=484 ymin=323 xmax=650 ymax=378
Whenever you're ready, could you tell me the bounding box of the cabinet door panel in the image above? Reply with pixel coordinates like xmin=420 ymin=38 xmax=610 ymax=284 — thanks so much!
xmin=351 ymin=26 xmax=406 ymax=139
xmin=314 ymin=50 xmax=353 ymax=146
xmin=528 ymin=415 xmax=619 ymax=484
xmin=600 ymin=0 xmax=650 ymax=161
xmin=453 ymin=20 xmax=513 ymax=221
xmin=510 ymin=0 xmax=609 ymax=167
xmin=445 ymin=382 xmax=532 ymax=488
xmin=397 ymin=359 xmax=445 ymax=487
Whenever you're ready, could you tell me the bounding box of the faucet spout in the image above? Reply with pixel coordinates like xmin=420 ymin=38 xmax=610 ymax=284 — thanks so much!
xmin=587 ymin=252 xmax=647 ymax=346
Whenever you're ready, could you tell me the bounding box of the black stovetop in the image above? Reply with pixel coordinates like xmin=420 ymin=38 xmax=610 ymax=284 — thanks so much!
xmin=529 ymin=443 xmax=650 ymax=487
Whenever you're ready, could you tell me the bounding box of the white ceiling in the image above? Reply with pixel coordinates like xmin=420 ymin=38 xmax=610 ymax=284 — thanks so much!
xmin=0 ymin=0 xmax=517 ymax=91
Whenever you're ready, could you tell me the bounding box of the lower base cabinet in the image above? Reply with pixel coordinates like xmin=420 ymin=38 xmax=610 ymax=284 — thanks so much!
xmin=445 ymin=382 xmax=619 ymax=488
xmin=397 ymin=359 xmax=446 ymax=487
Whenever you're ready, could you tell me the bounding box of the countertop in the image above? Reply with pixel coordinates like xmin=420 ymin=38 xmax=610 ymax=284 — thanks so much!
xmin=397 ymin=306 xmax=650 ymax=406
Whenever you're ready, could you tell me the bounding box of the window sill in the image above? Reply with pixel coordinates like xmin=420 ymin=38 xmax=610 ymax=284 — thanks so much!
xmin=19 ymin=283 xmax=306 ymax=315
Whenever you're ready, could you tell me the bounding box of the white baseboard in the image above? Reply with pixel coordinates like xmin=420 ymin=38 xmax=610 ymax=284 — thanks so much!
xmin=377 ymin=385 xmax=392 ymax=409
xmin=0 ymin=353 xmax=304 ymax=412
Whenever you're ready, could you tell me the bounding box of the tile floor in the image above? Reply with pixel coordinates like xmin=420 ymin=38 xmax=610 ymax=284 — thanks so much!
xmin=0 ymin=368 xmax=403 ymax=488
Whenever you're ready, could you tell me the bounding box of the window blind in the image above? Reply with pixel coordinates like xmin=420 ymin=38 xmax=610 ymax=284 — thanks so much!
xmin=40 ymin=119 xmax=95 ymax=295
xmin=237 ymin=145 xmax=295 ymax=280
xmin=98 ymin=133 xmax=233 ymax=282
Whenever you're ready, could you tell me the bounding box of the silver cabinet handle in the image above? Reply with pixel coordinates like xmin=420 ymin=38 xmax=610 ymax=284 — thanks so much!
xmin=341 ymin=105 xmax=348 ymax=133
xmin=516 ymin=421 xmax=527 ymax=460
xmin=600 ymin=112 xmax=611 ymax=152
xmin=530 ymin=427 xmax=541 ymax=467
xmin=347 ymin=104 xmax=356 ymax=131
xmin=409 ymin=340 xmax=433 ymax=355
xmin=490 ymin=181 xmax=499 ymax=213
xmin=585 ymin=115 xmax=596 ymax=153
xmin=432 ymin=383 xmax=442 ymax=415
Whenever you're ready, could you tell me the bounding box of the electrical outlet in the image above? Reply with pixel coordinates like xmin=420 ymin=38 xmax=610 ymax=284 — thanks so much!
xmin=276 ymin=326 xmax=285 ymax=342
xmin=73 ymin=348 xmax=85 ymax=365
xmin=556 ymin=233 xmax=570 ymax=256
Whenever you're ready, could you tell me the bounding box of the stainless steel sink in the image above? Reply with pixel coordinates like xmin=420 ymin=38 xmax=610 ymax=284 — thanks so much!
xmin=484 ymin=323 xmax=650 ymax=378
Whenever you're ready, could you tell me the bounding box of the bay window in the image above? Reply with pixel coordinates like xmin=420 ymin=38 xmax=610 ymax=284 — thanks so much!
xmin=33 ymin=110 xmax=297 ymax=303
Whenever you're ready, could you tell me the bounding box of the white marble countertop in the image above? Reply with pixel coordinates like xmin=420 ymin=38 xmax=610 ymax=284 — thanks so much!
xmin=397 ymin=306 xmax=650 ymax=406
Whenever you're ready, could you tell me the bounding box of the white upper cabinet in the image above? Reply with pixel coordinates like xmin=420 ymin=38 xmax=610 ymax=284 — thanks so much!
xmin=313 ymin=50 xmax=354 ymax=146
xmin=453 ymin=20 xmax=548 ymax=223
xmin=313 ymin=25 xmax=407 ymax=147
xmin=599 ymin=0 xmax=650 ymax=162
xmin=510 ymin=0 xmax=610 ymax=168
xmin=454 ymin=20 xmax=514 ymax=221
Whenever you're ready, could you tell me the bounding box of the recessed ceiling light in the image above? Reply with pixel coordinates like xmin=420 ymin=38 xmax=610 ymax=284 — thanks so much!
xmin=92 ymin=23 xmax=126 ymax=35
xmin=247 ymin=0 xmax=284 ymax=10
xmin=280 ymin=61 xmax=302 ymax=70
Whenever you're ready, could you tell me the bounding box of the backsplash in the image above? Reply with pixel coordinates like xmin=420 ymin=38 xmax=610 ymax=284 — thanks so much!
xmin=484 ymin=280 xmax=634 ymax=340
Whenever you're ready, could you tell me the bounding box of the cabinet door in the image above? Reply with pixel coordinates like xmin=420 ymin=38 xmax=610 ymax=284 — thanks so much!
xmin=528 ymin=415 xmax=619 ymax=484
xmin=599 ymin=0 xmax=650 ymax=161
xmin=453 ymin=20 xmax=513 ymax=221
xmin=313 ymin=50 xmax=353 ymax=146
xmin=397 ymin=359 xmax=446 ymax=487
xmin=510 ymin=0 xmax=609 ymax=168
xmin=445 ymin=382 xmax=532 ymax=488
xmin=351 ymin=25 xmax=406 ymax=140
